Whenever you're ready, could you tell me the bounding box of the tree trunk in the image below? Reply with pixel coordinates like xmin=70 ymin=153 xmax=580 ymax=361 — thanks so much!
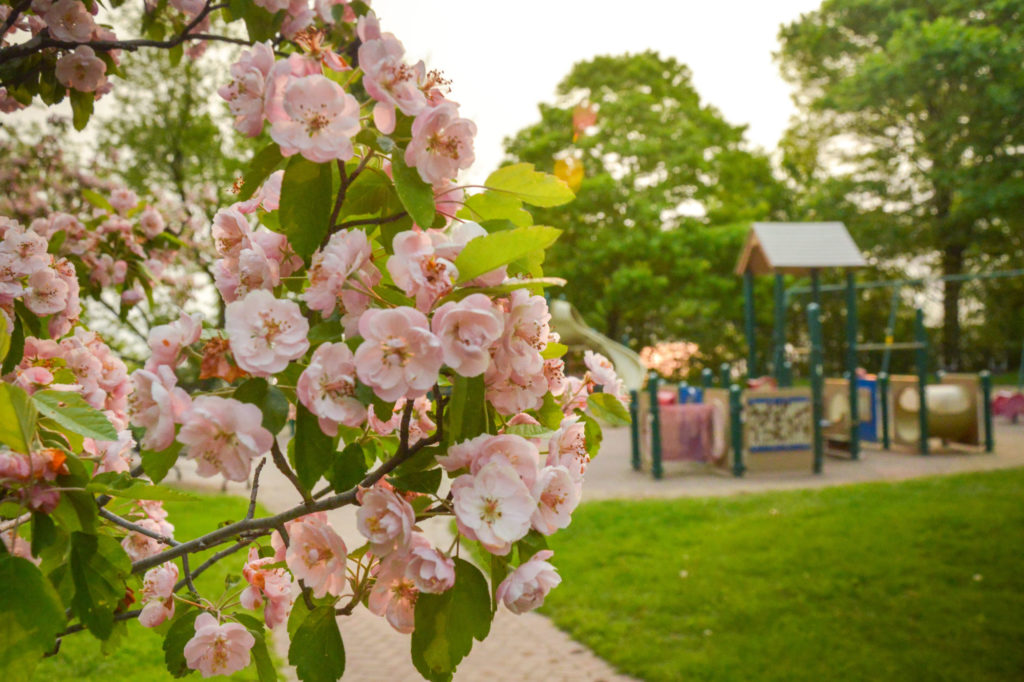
xmin=941 ymin=244 xmax=964 ymax=370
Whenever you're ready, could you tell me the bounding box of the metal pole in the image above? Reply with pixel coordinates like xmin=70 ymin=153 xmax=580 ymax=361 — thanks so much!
xmin=744 ymin=270 xmax=757 ymax=378
xmin=881 ymin=288 xmax=900 ymax=377
xmin=773 ymin=273 xmax=786 ymax=383
xmin=729 ymin=383 xmax=745 ymax=477
xmin=629 ymin=389 xmax=641 ymax=471
xmin=719 ymin=362 xmax=731 ymax=389
xmin=701 ymin=368 xmax=714 ymax=389
xmin=914 ymin=308 xmax=929 ymax=456
xmin=980 ymin=370 xmax=994 ymax=453
xmin=647 ymin=373 xmax=663 ymax=479
xmin=781 ymin=360 xmax=793 ymax=388
xmin=879 ymin=372 xmax=891 ymax=450
xmin=846 ymin=270 xmax=860 ymax=460
xmin=808 ymin=302 xmax=825 ymax=474
xmin=810 ymin=268 xmax=821 ymax=309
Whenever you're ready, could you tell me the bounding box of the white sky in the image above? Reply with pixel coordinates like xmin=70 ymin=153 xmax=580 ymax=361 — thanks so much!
xmin=373 ymin=0 xmax=823 ymax=183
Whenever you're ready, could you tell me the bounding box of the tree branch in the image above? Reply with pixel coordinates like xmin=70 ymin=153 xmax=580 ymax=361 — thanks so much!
xmin=271 ymin=439 xmax=312 ymax=506
xmin=333 ymin=211 xmax=407 ymax=231
xmin=98 ymin=507 xmax=179 ymax=547
xmin=246 ymin=457 xmax=266 ymax=520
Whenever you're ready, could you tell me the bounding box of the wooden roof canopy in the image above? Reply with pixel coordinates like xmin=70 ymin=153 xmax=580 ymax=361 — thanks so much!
xmin=735 ymin=222 xmax=867 ymax=276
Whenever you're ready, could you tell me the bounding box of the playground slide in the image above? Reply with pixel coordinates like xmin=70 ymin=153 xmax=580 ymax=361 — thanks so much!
xmin=549 ymin=300 xmax=646 ymax=391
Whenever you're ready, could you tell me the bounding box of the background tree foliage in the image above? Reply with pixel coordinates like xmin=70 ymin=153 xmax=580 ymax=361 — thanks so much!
xmin=777 ymin=0 xmax=1024 ymax=370
xmin=504 ymin=51 xmax=790 ymax=366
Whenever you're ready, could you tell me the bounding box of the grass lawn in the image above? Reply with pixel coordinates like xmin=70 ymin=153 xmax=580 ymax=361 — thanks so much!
xmin=33 ymin=493 xmax=274 ymax=682
xmin=543 ymin=468 xmax=1024 ymax=681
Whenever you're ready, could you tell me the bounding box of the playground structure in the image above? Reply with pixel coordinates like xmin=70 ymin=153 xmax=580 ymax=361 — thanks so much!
xmin=549 ymin=299 xmax=646 ymax=391
xmin=629 ymin=222 xmax=1002 ymax=480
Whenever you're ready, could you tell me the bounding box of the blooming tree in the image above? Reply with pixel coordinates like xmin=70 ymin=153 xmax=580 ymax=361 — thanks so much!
xmin=0 ymin=2 xmax=632 ymax=681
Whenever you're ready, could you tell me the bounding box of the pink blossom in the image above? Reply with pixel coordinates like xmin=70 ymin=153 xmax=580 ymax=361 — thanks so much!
xmin=184 ymin=613 xmax=255 ymax=678
xmin=138 ymin=206 xmax=165 ymax=238
xmin=387 ymin=230 xmax=458 ymax=313
xmin=560 ymin=376 xmax=589 ymax=415
xmin=431 ymin=293 xmax=503 ymax=377
xmin=128 ymin=365 xmax=191 ymax=452
xmin=544 ymin=357 xmax=567 ymax=396
xmin=270 ymin=75 xmax=361 ymax=163
xmin=1 ymin=529 xmax=37 ymax=564
xmin=452 ymin=460 xmax=535 ymax=556
xmin=496 ymin=549 xmax=561 ymax=614
xmin=296 ymin=342 xmax=365 ymax=436
xmin=368 ymin=551 xmax=418 ymax=633
xmin=500 ymin=289 xmax=551 ymax=378
xmin=405 ymin=100 xmax=476 ymax=185
xmin=218 ymin=41 xmax=275 ymax=137
xmin=177 ymin=396 xmax=273 ymax=481
xmin=485 ymin=364 xmax=549 ymax=415
xmin=358 ymin=33 xmax=427 ymax=134
xmin=584 ymin=350 xmax=626 ymax=400
xmin=357 ymin=485 xmax=416 ymax=557
xmin=471 ymin=434 xmax=541 ymax=489
xmin=281 ymin=512 xmax=347 ymax=598
xmin=109 ymin=188 xmax=139 ymax=214
xmin=531 ymin=466 xmax=579 ymax=535
xmin=240 ymin=546 xmax=294 ymax=628
xmin=225 ymin=290 xmax=309 ymax=377
xmin=139 ymin=562 xmax=178 ymax=628
xmin=211 ymin=208 xmax=252 ymax=259
xmin=436 ymin=433 xmax=489 ymax=472
xmin=303 ymin=228 xmax=379 ymax=326
xmin=354 ymin=307 xmax=444 ymax=402
xmin=55 ymin=45 xmax=106 ymax=92
xmin=235 ymin=170 xmax=283 ymax=214
xmin=121 ymin=518 xmax=167 ymax=562
xmin=23 ymin=266 xmax=69 ymax=316
xmin=145 ymin=311 xmax=202 ymax=371
xmin=84 ymin=429 xmax=134 ymax=474
xmin=547 ymin=417 xmax=589 ymax=493
xmin=44 ymin=0 xmax=95 ymax=42
xmin=280 ymin=0 xmax=314 ymax=38
xmin=366 ymin=395 xmax=435 ymax=445
xmin=405 ymin=538 xmax=455 ymax=594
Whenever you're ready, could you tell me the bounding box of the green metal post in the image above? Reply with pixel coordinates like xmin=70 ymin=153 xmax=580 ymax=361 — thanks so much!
xmin=845 ymin=270 xmax=860 ymax=460
xmin=629 ymin=389 xmax=641 ymax=470
xmin=719 ymin=362 xmax=731 ymax=388
xmin=729 ymin=384 xmax=745 ymax=477
xmin=808 ymin=302 xmax=825 ymax=474
xmin=810 ymin=268 xmax=821 ymax=309
xmin=743 ymin=270 xmax=757 ymax=378
xmin=914 ymin=308 xmax=929 ymax=456
xmin=881 ymin=288 xmax=900 ymax=377
xmin=773 ymin=273 xmax=786 ymax=383
xmin=980 ymin=371 xmax=994 ymax=453
xmin=701 ymin=368 xmax=714 ymax=389
xmin=781 ymin=360 xmax=793 ymax=388
xmin=879 ymin=372 xmax=891 ymax=450
xmin=646 ymin=373 xmax=663 ymax=479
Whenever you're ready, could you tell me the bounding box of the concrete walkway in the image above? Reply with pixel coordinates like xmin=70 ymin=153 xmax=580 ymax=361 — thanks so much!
xmin=172 ymin=419 xmax=1024 ymax=681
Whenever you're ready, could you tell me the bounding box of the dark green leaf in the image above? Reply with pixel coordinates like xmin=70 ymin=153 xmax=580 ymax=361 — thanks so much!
xmin=85 ymin=478 xmax=196 ymax=501
xmin=515 ymin=530 xmax=549 ymax=562
xmin=292 ymin=403 xmax=335 ymax=491
xmin=325 ymin=442 xmax=368 ymax=493
xmin=69 ymin=89 xmax=93 ymax=131
xmin=289 ymin=605 xmax=345 ymax=682
xmin=233 ymin=613 xmax=278 ymax=682
xmin=0 ymin=555 xmax=67 ymax=682
xmin=308 ymin=319 xmax=343 ymax=347
xmin=503 ymin=423 xmax=558 ymax=439
xmin=279 ymin=156 xmax=333 ymax=259
xmin=140 ymin=441 xmax=182 ymax=484
xmin=390 ymin=148 xmax=435 ymax=227
xmin=446 ymin=375 xmax=486 ymax=444
xmin=239 ymin=143 xmax=285 ymax=201
xmin=1 ymin=314 xmax=24 ymax=374
xmin=30 ymin=512 xmax=57 ymax=557
xmin=234 ymin=378 xmax=290 ymax=435
xmin=388 ymin=467 xmax=441 ymax=495
xmin=32 ymin=390 xmax=117 ymax=441
xmin=163 ymin=608 xmax=199 ymax=678
xmin=580 ymin=413 xmax=603 ymax=459
xmin=69 ymin=532 xmax=131 ymax=640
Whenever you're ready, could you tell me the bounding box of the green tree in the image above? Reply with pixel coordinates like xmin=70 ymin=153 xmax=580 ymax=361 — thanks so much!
xmin=503 ymin=51 xmax=789 ymax=366
xmin=777 ymin=1 xmax=1024 ymax=369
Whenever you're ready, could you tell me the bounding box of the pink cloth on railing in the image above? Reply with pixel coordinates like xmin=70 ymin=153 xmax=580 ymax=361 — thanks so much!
xmin=659 ymin=403 xmax=716 ymax=462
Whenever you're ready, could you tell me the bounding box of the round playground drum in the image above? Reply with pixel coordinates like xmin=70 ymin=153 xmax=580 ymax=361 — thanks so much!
xmin=894 ymin=384 xmax=974 ymax=444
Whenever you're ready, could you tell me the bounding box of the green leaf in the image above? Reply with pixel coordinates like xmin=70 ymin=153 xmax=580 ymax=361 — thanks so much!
xmin=69 ymin=89 xmax=93 ymax=131
xmin=0 ymin=314 xmax=10 ymax=364
xmin=411 ymin=558 xmax=492 ymax=681
xmin=534 ymin=392 xmax=564 ymax=430
xmin=515 ymin=530 xmax=549 ymax=562
xmin=233 ymin=613 xmax=278 ymax=682
xmin=540 ymin=342 xmax=568 ymax=360
xmin=140 ymin=441 xmax=182 ymax=484
xmin=69 ymin=532 xmax=131 ymax=640
xmin=289 ymin=605 xmax=345 ymax=682
xmin=0 ymin=555 xmax=67 ymax=682
xmin=239 ymin=143 xmax=285 ymax=201
xmin=458 ymin=191 xmax=533 ymax=227
xmin=580 ymin=413 xmax=603 ymax=459
xmin=81 ymin=188 xmax=114 ymax=213
xmin=503 ymin=423 xmax=558 ymax=439
xmin=233 ymin=0 xmax=283 ymax=41
xmin=52 ymin=490 xmax=97 ymax=533
xmin=32 ymin=390 xmax=117 ymax=441
xmin=234 ymin=378 xmax=290 ymax=436
xmin=1 ymin=314 xmax=24 ymax=374
xmin=324 ymin=442 xmax=368 ymax=493
xmin=163 ymin=608 xmax=199 ymax=678
xmin=453 ymin=226 xmax=561 ymax=284
xmin=30 ymin=512 xmax=57 ymax=557
xmin=308 ymin=319 xmax=343 ymax=347
xmin=446 ymin=375 xmax=486 ymax=444
xmin=85 ymin=478 xmax=196 ymax=501
xmin=279 ymin=156 xmax=333 ymax=259
xmin=388 ymin=467 xmax=441 ymax=495
xmin=292 ymin=403 xmax=335 ymax=491
xmin=390 ymin=148 xmax=435 ymax=227
xmin=484 ymin=163 xmax=575 ymax=207
xmin=0 ymin=383 xmax=36 ymax=453
xmin=587 ymin=392 xmax=631 ymax=426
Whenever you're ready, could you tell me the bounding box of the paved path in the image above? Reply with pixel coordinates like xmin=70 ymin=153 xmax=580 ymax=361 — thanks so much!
xmin=173 ymin=420 xmax=1024 ymax=680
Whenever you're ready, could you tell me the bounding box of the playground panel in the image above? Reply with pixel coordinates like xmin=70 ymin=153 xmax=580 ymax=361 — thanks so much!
xmin=742 ymin=387 xmax=814 ymax=473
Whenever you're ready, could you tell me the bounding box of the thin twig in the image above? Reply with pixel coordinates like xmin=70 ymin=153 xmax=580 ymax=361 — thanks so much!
xmin=180 ymin=552 xmax=198 ymax=594
xmin=0 ymin=0 xmax=31 ymax=38
xmin=56 ymin=608 xmax=142 ymax=638
xmin=98 ymin=507 xmax=178 ymax=546
xmin=246 ymin=458 xmax=267 ymax=520
xmin=271 ymin=440 xmax=312 ymax=506
xmin=333 ymin=211 xmax=407 ymax=231
xmin=173 ymin=537 xmax=261 ymax=592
